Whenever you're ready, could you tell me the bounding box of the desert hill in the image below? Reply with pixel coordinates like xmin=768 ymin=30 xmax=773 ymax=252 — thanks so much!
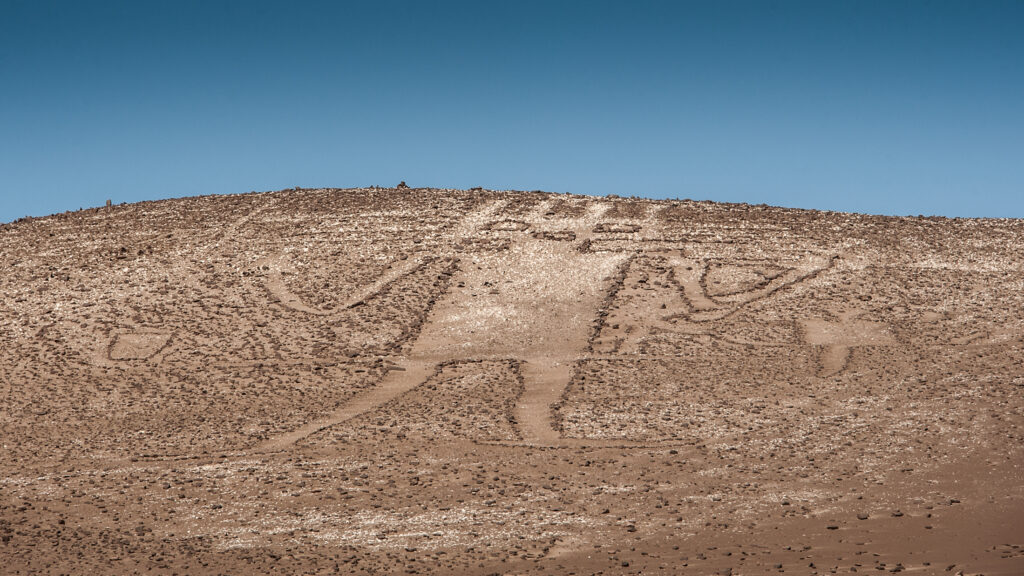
xmin=2 ymin=187 xmax=1023 ymax=575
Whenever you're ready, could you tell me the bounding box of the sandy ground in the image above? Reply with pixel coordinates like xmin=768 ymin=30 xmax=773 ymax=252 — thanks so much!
xmin=1 ymin=187 xmax=1022 ymax=575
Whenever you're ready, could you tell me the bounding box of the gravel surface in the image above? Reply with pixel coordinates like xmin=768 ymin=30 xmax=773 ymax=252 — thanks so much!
xmin=1 ymin=187 xmax=1022 ymax=575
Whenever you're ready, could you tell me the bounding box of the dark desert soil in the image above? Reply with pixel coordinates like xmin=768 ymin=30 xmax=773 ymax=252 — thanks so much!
xmin=1 ymin=187 xmax=1022 ymax=575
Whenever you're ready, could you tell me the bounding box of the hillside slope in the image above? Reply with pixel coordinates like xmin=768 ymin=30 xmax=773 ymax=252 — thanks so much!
xmin=2 ymin=187 xmax=1023 ymax=575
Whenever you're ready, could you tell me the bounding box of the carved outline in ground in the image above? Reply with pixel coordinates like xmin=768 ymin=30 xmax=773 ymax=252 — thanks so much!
xmin=799 ymin=310 xmax=896 ymax=377
xmin=258 ymin=199 xmax=509 ymax=316
xmin=667 ymin=253 xmax=838 ymax=323
xmin=602 ymin=252 xmax=837 ymax=356
xmin=254 ymin=200 xmax=514 ymax=450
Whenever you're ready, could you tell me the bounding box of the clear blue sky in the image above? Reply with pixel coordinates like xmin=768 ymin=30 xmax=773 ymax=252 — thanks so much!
xmin=2 ymin=0 xmax=1022 ymax=222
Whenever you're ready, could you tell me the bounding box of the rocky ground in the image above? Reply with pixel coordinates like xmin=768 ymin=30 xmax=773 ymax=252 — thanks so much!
xmin=1 ymin=187 xmax=1022 ymax=575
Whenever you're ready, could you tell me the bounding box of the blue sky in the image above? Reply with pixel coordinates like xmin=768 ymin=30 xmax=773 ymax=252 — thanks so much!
xmin=2 ymin=0 xmax=1022 ymax=221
